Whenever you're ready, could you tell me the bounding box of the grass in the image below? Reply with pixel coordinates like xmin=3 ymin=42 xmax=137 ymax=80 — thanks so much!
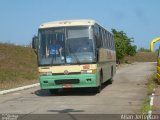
xmin=140 ymin=98 xmax=154 ymax=114
xmin=0 ymin=43 xmax=38 ymax=90
xmin=147 ymin=74 xmax=157 ymax=95
xmin=140 ymin=74 xmax=157 ymax=114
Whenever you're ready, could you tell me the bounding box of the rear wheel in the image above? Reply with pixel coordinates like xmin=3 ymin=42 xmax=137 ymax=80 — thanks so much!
xmin=108 ymin=66 xmax=114 ymax=84
xmin=108 ymin=78 xmax=113 ymax=84
xmin=96 ymin=84 xmax=102 ymax=93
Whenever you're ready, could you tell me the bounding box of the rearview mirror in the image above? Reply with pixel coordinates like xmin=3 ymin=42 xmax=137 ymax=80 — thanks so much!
xmin=32 ymin=36 xmax=38 ymax=54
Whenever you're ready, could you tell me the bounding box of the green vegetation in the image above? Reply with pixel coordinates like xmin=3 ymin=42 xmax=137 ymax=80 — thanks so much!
xmin=138 ymin=48 xmax=151 ymax=52
xmin=140 ymin=74 xmax=157 ymax=114
xmin=147 ymin=74 xmax=157 ymax=95
xmin=112 ymin=29 xmax=137 ymax=63
xmin=112 ymin=29 xmax=157 ymax=64
xmin=140 ymin=98 xmax=154 ymax=114
xmin=0 ymin=43 xmax=38 ymax=90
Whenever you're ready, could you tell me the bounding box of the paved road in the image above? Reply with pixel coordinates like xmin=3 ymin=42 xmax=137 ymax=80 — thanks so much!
xmin=0 ymin=62 xmax=156 ymax=119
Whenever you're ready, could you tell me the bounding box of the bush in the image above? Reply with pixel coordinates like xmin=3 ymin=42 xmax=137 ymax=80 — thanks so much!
xmin=112 ymin=29 xmax=137 ymax=63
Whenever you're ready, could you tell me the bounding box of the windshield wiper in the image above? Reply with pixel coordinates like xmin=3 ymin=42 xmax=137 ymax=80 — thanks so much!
xmin=69 ymin=47 xmax=80 ymax=65
xmin=67 ymin=40 xmax=80 ymax=64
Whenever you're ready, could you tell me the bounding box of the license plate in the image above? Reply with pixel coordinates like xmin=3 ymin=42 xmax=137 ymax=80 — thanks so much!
xmin=63 ymin=84 xmax=72 ymax=88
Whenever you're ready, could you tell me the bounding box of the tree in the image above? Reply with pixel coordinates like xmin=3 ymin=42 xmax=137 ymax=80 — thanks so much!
xmin=112 ymin=29 xmax=137 ymax=63
xmin=138 ymin=48 xmax=151 ymax=52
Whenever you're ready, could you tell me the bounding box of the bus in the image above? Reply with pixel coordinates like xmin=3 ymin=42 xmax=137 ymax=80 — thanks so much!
xmin=157 ymin=46 xmax=160 ymax=82
xmin=32 ymin=19 xmax=116 ymax=93
xmin=150 ymin=37 xmax=160 ymax=82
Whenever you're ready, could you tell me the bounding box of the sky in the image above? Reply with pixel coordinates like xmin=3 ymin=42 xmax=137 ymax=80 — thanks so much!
xmin=0 ymin=0 xmax=160 ymax=49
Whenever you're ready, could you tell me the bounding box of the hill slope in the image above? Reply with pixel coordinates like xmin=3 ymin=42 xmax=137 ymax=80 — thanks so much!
xmin=124 ymin=52 xmax=157 ymax=62
xmin=0 ymin=43 xmax=38 ymax=90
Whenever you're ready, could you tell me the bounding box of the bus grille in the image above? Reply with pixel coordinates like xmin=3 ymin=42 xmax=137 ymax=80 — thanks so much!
xmin=55 ymin=79 xmax=80 ymax=85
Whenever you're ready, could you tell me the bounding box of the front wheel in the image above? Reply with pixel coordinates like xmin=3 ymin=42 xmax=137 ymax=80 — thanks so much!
xmin=49 ymin=89 xmax=59 ymax=94
xmin=95 ymin=85 xmax=102 ymax=93
xmin=93 ymin=74 xmax=103 ymax=93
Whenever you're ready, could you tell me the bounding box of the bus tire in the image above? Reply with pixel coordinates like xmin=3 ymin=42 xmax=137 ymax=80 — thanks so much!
xmin=49 ymin=89 xmax=59 ymax=94
xmin=94 ymin=71 xmax=103 ymax=93
xmin=96 ymin=85 xmax=102 ymax=93
xmin=108 ymin=66 xmax=114 ymax=84
xmin=90 ymin=86 xmax=101 ymax=94
xmin=108 ymin=78 xmax=113 ymax=84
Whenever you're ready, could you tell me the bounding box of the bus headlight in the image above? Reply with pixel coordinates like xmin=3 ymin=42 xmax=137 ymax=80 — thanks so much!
xmin=81 ymin=69 xmax=96 ymax=74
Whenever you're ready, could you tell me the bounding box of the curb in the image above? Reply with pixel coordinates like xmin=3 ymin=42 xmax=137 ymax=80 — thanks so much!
xmin=148 ymin=89 xmax=155 ymax=120
xmin=0 ymin=83 xmax=40 ymax=95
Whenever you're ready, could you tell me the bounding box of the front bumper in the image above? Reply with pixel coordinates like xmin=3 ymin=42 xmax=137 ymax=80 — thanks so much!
xmin=39 ymin=74 xmax=97 ymax=89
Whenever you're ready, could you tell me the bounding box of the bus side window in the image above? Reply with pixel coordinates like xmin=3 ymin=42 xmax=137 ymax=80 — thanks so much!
xmin=104 ymin=32 xmax=107 ymax=48
xmin=111 ymin=36 xmax=114 ymax=50
xmin=109 ymin=33 xmax=111 ymax=49
xmin=93 ymin=25 xmax=100 ymax=48
xmin=99 ymin=27 xmax=103 ymax=48
xmin=110 ymin=35 xmax=112 ymax=50
xmin=107 ymin=32 xmax=110 ymax=49
xmin=101 ymin=29 xmax=104 ymax=48
xmin=158 ymin=46 xmax=160 ymax=58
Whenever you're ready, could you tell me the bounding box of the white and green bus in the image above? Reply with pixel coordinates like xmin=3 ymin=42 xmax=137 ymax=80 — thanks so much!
xmin=32 ymin=19 xmax=116 ymax=93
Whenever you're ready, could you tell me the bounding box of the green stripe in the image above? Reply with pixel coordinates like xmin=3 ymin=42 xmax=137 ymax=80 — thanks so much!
xmin=39 ymin=74 xmax=98 ymax=89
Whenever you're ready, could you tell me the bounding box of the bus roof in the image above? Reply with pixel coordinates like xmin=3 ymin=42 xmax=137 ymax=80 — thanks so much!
xmin=39 ymin=19 xmax=96 ymax=29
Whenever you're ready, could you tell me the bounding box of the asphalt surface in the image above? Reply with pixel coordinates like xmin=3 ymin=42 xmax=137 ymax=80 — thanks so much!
xmin=0 ymin=62 xmax=156 ymax=120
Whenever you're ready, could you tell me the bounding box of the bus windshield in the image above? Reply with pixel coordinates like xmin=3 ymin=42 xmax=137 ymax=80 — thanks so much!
xmin=38 ymin=26 xmax=96 ymax=66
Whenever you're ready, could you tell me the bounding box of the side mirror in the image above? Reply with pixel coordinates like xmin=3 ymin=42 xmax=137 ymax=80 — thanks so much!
xmin=32 ymin=36 xmax=38 ymax=54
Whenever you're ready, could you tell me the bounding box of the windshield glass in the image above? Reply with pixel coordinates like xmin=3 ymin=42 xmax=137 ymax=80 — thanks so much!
xmin=158 ymin=46 xmax=160 ymax=58
xmin=65 ymin=26 xmax=95 ymax=64
xmin=38 ymin=26 xmax=95 ymax=66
